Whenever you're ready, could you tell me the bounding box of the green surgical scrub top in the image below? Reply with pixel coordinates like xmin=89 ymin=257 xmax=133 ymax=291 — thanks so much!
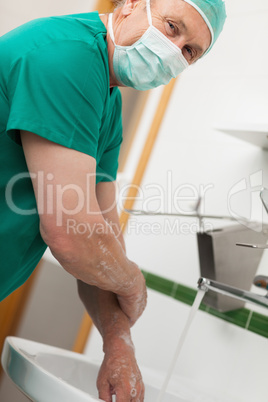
xmin=0 ymin=11 xmax=123 ymax=301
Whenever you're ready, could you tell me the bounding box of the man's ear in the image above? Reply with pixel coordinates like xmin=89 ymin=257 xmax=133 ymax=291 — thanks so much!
xmin=121 ymin=0 xmax=141 ymax=16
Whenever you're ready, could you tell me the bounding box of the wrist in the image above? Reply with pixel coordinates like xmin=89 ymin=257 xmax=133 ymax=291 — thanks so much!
xmin=101 ymin=308 xmax=131 ymax=349
xmin=103 ymin=333 xmax=135 ymax=355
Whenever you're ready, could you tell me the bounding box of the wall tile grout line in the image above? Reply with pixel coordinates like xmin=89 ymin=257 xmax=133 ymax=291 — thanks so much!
xmin=245 ymin=310 xmax=253 ymax=330
xmin=170 ymin=282 xmax=178 ymax=299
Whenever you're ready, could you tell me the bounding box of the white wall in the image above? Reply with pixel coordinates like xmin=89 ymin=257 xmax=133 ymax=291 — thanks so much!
xmin=0 ymin=0 xmax=96 ymax=35
xmin=85 ymin=1 xmax=268 ymax=401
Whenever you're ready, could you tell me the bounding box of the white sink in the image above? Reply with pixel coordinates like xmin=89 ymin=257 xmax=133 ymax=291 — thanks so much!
xmin=1 ymin=337 xmax=188 ymax=402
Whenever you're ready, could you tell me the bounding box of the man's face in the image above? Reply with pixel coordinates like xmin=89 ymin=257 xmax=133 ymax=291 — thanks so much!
xmin=115 ymin=0 xmax=211 ymax=64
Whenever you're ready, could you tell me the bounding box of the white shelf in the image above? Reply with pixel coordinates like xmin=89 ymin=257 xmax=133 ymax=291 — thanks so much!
xmin=215 ymin=123 xmax=268 ymax=150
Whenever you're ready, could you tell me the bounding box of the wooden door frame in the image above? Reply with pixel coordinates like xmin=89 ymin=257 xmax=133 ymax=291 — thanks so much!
xmin=0 ymin=262 xmax=42 ymax=379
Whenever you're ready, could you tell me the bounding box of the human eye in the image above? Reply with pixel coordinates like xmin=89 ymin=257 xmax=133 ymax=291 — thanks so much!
xmin=183 ymin=46 xmax=195 ymax=62
xmin=185 ymin=47 xmax=192 ymax=57
xmin=166 ymin=21 xmax=177 ymax=36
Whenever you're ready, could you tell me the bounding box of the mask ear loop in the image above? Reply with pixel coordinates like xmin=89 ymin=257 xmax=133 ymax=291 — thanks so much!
xmin=109 ymin=1 xmax=153 ymax=46
xmin=146 ymin=0 xmax=153 ymax=26
xmin=108 ymin=13 xmax=116 ymax=45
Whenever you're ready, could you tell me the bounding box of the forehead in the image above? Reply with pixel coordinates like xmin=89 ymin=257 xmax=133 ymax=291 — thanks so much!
xmin=153 ymin=0 xmax=199 ymax=18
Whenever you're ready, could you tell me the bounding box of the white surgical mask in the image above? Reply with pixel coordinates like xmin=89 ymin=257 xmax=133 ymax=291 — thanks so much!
xmin=108 ymin=0 xmax=189 ymax=91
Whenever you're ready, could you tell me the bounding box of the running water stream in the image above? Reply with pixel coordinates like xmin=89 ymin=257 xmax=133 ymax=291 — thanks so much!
xmin=156 ymin=289 xmax=206 ymax=402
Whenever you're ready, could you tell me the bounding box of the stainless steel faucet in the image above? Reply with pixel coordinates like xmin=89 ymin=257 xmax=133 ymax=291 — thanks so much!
xmin=197 ymin=276 xmax=268 ymax=309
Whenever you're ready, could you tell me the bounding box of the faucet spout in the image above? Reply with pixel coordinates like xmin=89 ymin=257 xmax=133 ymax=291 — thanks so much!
xmin=197 ymin=277 xmax=268 ymax=309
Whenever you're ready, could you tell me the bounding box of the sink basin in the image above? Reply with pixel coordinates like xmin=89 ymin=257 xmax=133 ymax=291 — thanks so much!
xmin=1 ymin=337 xmax=187 ymax=402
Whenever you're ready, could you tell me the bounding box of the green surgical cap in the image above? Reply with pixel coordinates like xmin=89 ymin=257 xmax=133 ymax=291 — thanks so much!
xmin=183 ymin=0 xmax=227 ymax=53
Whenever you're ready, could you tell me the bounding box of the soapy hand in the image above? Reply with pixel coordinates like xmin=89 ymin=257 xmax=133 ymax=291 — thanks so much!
xmin=97 ymin=337 xmax=145 ymax=402
xmin=117 ymin=270 xmax=147 ymax=327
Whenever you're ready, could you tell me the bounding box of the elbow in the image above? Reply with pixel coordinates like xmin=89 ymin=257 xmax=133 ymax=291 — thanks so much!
xmin=39 ymin=218 xmax=77 ymax=266
xmin=39 ymin=215 xmax=116 ymax=278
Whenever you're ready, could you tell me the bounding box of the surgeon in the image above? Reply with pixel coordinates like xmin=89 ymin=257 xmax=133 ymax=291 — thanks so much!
xmin=0 ymin=0 xmax=226 ymax=400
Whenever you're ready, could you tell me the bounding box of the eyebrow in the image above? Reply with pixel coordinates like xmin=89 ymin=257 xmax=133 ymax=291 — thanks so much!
xmin=178 ymin=20 xmax=187 ymax=31
xmin=177 ymin=19 xmax=206 ymax=56
xmin=193 ymin=43 xmax=206 ymax=56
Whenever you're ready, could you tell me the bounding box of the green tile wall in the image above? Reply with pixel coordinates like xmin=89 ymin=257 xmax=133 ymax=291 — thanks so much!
xmin=141 ymin=270 xmax=268 ymax=339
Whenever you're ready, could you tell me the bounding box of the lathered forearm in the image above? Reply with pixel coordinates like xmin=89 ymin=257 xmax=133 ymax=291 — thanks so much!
xmin=78 ymin=281 xmax=145 ymax=401
xmin=77 ymin=282 xmax=131 ymax=347
xmin=43 ymin=217 xmax=139 ymax=294
xmin=43 ymin=217 xmax=147 ymax=324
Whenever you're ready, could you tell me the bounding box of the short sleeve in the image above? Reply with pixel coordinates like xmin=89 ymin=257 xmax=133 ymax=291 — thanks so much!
xmin=6 ymin=39 xmax=108 ymax=159
xmin=96 ymin=140 xmax=122 ymax=183
xmin=96 ymin=90 xmax=123 ymax=183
